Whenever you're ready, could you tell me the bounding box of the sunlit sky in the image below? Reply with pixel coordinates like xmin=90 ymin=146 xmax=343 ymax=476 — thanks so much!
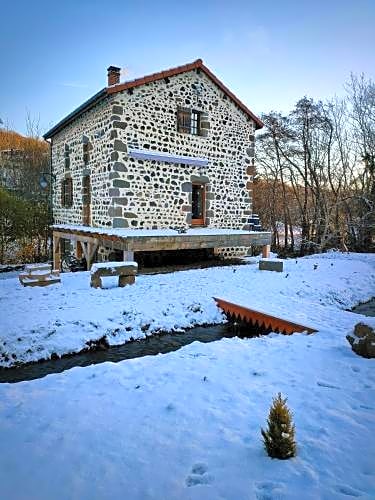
xmin=1 ymin=0 xmax=374 ymax=136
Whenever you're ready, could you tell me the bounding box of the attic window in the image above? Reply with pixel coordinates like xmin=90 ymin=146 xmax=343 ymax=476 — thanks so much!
xmin=177 ymin=107 xmax=201 ymax=136
xmin=61 ymin=177 xmax=73 ymax=208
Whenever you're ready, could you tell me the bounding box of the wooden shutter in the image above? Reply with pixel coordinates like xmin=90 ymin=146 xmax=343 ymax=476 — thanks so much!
xmin=82 ymin=175 xmax=91 ymax=205
xmin=67 ymin=178 xmax=73 ymax=207
xmin=83 ymin=143 xmax=90 ymax=165
xmin=177 ymin=107 xmax=191 ymax=134
xmin=62 ymin=178 xmax=73 ymax=207
xmin=64 ymin=144 xmax=70 ymax=170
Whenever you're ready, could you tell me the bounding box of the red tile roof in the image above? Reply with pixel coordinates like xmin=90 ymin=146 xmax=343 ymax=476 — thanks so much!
xmin=107 ymin=59 xmax=263 ymax=129
xmin=44 ymin=59 xmax=262 ymax=139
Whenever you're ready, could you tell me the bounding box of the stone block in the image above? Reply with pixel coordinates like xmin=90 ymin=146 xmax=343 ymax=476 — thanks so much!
xmin=113 ymin=121 xmax=127 ymax=129
xmin=181 ymin=182 xmax=192 ymax=192
xmin=191 ymin=175 xmax=209 ymax=183
xmin=113 ymin=218 xmax=129 ymax=228
xmin=108 ymin=206 xmax=122 ymax=217
xmin=90 ymin=262 xmax=137 ymax=289
xmin=112 ymin=105 xmax=123 ymax=115
xmin=119 ymin=275 xmax=136 ymax=287
xmin=347 ymin=323 xmax=375 ymax=358
xmin=113 ymin=139 xmax=127 ymax=152
xmin=113 ymin=197 xmax=128 ymax=206
xmin=259 ymin=259 xmax=284 ymax=272
xmin=113 ymin=162 xmax=127 ymax=172
xmin=109 ymin=188 xmax=120 ymax=197
xmin=113 ymin=179 xmax=130 ymax=188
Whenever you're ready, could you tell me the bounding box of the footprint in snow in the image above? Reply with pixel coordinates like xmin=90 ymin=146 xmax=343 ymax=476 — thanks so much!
xmin=351 ymin=366 xmax=360 ymax=373
xmin=186 ymin=463 xmax=213 ymax=487
xmin=317 ymin=381 xmax=341 ymax=390
xmin=359 ymin=404 xmax=374 ymax=411
xmin=254 ymin=480 xmax=285 ymax=499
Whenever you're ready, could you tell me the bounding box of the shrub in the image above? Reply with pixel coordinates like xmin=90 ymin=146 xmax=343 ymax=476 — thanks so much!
xmin=261 ymin=392 xmax=296 ymax=459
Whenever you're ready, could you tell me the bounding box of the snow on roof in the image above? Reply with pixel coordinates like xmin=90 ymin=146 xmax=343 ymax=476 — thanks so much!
xmin=52 ymin=224 xmax=267 ymax=238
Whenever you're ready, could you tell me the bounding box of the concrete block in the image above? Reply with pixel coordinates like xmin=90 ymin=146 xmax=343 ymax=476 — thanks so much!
xmin=259 ymin=259 xmax=284 ymax=272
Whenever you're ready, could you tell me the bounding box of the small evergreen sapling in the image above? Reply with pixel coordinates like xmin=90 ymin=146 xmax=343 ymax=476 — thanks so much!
xmin=261 ymin=392 xmax=296 ymax=459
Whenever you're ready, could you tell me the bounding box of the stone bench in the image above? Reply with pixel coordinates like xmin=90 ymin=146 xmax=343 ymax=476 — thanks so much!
xmin=90 ymin=261 xmax=138 ymax=289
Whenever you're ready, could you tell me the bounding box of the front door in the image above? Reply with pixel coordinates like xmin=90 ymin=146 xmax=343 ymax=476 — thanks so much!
xmin=82 ymin=174 xmax=91 ymax=225
xmin=191 ymin=183 xmax=205 ymax=226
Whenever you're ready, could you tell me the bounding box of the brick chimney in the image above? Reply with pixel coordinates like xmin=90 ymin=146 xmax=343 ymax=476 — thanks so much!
xmin=107 ymin=66 xmax=121 ymax=86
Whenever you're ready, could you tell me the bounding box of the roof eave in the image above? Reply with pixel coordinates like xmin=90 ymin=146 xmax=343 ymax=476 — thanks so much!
xmin=43 ymin=88 xmax=107 ymax=139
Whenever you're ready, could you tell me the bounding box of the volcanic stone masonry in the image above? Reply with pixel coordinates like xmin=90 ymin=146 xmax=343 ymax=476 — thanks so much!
xmin=51 ymin=68 xmax=258 ymax=258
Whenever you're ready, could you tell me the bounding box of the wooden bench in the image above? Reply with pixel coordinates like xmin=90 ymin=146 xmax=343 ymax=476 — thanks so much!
xmin=90 ymin=261 xmax=138 ymax=289
xmin=19 ymin=263 xmax=61 ymax=287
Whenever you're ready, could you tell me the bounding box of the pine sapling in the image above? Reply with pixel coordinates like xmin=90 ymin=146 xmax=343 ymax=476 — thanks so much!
xmin=261 ymin=392 xmax=296 ymax=459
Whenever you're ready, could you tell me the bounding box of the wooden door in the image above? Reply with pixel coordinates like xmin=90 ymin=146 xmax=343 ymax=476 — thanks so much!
xmin=191 ymin=183 xmax=205 ymax=226
xmin=82 ymin=175 xmax=91 ymax=225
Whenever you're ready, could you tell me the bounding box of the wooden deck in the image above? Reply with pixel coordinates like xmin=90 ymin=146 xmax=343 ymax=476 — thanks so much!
xmin=52 ymin=225 xmax=272 ymax=270
xmin=214 ymin=297 xmax=317 ymax=335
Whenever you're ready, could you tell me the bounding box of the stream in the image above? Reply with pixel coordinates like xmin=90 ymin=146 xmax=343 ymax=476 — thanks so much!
xmin=1 ymin=297 xmax=374 ymax=385
xmin=0 ymin=323 xmax=260 ymax=384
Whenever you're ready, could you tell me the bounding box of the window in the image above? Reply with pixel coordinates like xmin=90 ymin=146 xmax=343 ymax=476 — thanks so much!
xmin=83 ymin=142 xmax=90 ymax=165
xmin=64 ymin=144 xmax=70 ymax=170
xmin=82 ymin=175 xmax=91 ymax=225
xmin=177 ymin=107 xmax=201 ymax=135
xmin=191 ymin=183 xmax=205 ymax=225
xmin=82 ymin=175 xmax=91 ymax=205
xmin=61 ymin=177 xmax=73 ymax=207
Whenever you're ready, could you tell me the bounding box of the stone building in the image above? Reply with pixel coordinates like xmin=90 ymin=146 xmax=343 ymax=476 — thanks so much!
xmin=44 ymin=59 xmax=271 ymax=265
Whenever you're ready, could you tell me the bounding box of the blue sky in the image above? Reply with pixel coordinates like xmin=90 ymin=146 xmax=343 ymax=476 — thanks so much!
xmin=1 ymin=0 xmax=374 ymax=135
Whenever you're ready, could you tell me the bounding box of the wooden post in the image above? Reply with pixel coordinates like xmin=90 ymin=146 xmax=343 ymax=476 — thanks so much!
xmin=53 ymin=232 xmax=61 ymax=270
xmin=123 ymin=250 xmax=134 ymax=262
xmin=86 ymin=241 xmax=98 ymax=270
xmin=75 ymin=240 xmax=83 ymax=260
xmin=262 ymin=244 xmax=271 ymax=258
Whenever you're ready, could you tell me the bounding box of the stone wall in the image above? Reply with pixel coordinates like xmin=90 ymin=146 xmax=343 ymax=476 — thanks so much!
xmin=51 ymin=97 xmax=114 ymax=227
xmin=109 ymin=70 xmax=256 ymax=230
xmin=51 ymin=67 xmax=258 ymax=257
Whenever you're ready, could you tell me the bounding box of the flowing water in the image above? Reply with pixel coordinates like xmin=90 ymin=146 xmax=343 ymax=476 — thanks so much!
xmin=0 ymin=323 xmax=261 ymax=384
xmin=2 ymin=297 xmax=373 ymax=385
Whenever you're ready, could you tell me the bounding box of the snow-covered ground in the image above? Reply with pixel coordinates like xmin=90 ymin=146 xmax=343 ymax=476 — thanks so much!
xmin=0 ymin=252 xmax=374 ymax=499
xmin=0 ymin=254 xmax=375 ymax=500
xmin=1 ymin=252 xmax=374 ymax=367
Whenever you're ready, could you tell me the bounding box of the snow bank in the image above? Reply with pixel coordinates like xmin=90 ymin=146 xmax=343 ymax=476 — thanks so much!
xmin=0 ymin=252 xmax=374 ymax=367
xmin=0 ymin=319 xmax=374 ymax=498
